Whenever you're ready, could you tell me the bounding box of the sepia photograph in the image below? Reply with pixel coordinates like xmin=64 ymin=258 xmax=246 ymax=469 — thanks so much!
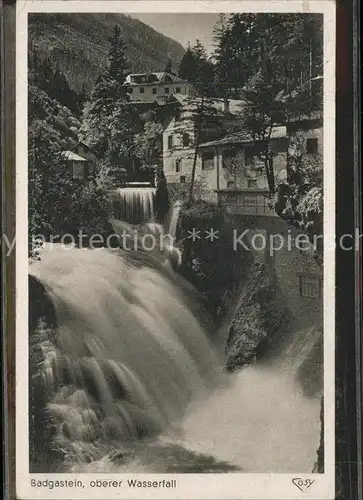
xmin=15 ymin=1 xmax=335 ymax=499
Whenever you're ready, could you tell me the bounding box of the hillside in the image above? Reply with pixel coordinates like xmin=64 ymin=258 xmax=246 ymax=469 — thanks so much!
xmin=28 ymin=13 xmax=186 ymax=93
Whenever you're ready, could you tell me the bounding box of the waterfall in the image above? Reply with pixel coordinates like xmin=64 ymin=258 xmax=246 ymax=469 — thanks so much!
xmin=172 ymin=364 xmax=321 ymax=473
xmin=29 ymin=236 xmax=322 ymax=474
xmin=29 ymin=245 xmax=220 ymax=471
xmin=112 ymin=187 xmax=156 ymax=224
xmin=166 ymin=200 xmax=183 ymax=239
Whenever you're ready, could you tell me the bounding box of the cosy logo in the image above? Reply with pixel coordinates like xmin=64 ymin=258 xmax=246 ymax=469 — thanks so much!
xmin=292 ymin=478 xmax=315 ymax=492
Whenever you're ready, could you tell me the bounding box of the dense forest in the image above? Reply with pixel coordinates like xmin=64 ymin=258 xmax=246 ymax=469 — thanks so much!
xmin=28 ymin=23 xmax=166 ymax=256
xmin=28 ymin=13 xmax=185 ymax=93
xmin=176 ymin=13 xmax=323 ymax=245
xmin=28 ymin=13 xmax=324 ymax=257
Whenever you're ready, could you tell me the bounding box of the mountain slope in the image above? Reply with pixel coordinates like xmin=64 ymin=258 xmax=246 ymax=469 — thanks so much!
xmin=28 ymin=13 xmax=185 ymax=93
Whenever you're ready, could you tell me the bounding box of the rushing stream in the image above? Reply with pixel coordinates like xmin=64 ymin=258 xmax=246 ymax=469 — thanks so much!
xmin=112 ymin=187 xmax=156 ymax=224
xmin=29 ymin=189 xmax=321 ymax=474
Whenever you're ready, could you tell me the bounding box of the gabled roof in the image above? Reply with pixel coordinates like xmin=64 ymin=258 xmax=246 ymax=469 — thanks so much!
xmin=166 ymin=94 xmax=246 ymax=115
xmin=124 ymin=72 xmax=187 ymax=85
xmin=199 ymin=126 xmax=287 ymax=148
xmin=61 ymin=151 xmax=89 ymax=162
xmin=76 ymin=141 xmax=97 ymax=154
xmin=199 ymin=132 xmax=252 ymax=148
xmin=125 ymin=100 xmax=161 ymax=106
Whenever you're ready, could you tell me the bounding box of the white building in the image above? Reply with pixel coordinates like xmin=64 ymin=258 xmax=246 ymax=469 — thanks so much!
xmin=124 ymin=72 xmax=195 ymax=103
xmin=198 ymin=127 xmax=288 ymax=211
xmin=162 ymin=94 xmax=247 ymax=202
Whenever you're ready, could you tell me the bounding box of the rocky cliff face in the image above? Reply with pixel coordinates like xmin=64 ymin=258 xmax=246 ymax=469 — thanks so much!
xmin=224 ymin=260 xmax=323 ymax=397
xmin=224 ymin=262 xmax=293 ymax=371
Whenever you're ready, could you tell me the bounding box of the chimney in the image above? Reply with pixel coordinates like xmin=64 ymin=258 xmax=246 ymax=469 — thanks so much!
xmin=223 ymin=98 xmax=230 ymax=114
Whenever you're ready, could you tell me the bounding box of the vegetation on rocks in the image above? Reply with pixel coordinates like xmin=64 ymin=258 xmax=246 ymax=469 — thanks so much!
xmin=178 ymin=202 xmax=253 ymax=320
xmin=28 ymin=78 xmax=111 ymax=258
xmin=225 ymin=263 xmax=292 ymax=371
xmin=28 ymin=24 xmax=166 ymax=259
xmin=28 ymin=13 xmax=185 ymax=93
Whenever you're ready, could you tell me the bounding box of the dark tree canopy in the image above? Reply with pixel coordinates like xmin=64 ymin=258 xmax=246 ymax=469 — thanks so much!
xmin=178 ymin=41 xmax=215 ymax=97
xmin=107 ymin=25 xmax=130 ymax=97
xmin=213 ymin=13 xmax=323 ymax=101
xmin=164 ymin=58 xmax=173 ymax=74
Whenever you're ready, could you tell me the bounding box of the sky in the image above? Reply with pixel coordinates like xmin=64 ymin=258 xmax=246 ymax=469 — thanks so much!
xmin=129 ymin=13 xmax=220 ymax=55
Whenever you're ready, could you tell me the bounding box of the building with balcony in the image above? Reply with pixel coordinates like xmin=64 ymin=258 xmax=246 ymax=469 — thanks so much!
xmin=162 ymin=94 xmax=246 ymax=202
xmin=124 ymin=72 xmax=195 ymax=103
xmin=163 ymin=103 xmax=323 ymax=329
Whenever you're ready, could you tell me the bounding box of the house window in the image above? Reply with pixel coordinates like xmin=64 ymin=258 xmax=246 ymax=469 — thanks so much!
xmin=245 ymin=148 xmax=255 ymax=165
xmin=247 ymin=179 xmax=258 ymax=188
xmin=202 ymin=151 xmax=214 ymax=170
xmin=88 ymin=163 xmax=94 ymax=178
xmin=176 ymin=87 xmax=181 ymax=93
xmin=227 ymin=181 xmax=236 ymax=188
xmin=152 ymin=88 xmax=157 ymax=94
xmin=140 ymin=87 xmax=145 ymax=94
xmin=222 ymin=148 xmax=237 ymax=168
xmin=244 ymin=194 xmax=258 ymax=206
xmin=72 ymin=163 xmax=85 ymax=180
xmin=168 ymin=135 xmax=173 ymax=150
xmin=165 ymin=87 xmax=170 ymax=94
xmin=175 ymin=108 xmax=181 ymax=121
xmin=245 ymin=146 xmax=258 ymax=166
xmin=180 ymin=175 xmax=186 ymax=183
xmin=306 ymin=138 xmax=318 ymax=154
xmin=128 ymin=87 xmax=133 ymax=94
xmin=270 ymin=137 xmax=288 ymax=154
xmin=299 ymin=275 xmax=321 ymax=298
xmin=182 ymin=133 xmax=190 ymax=146
xmin=175 ymin=159 xmax=181 ymax=173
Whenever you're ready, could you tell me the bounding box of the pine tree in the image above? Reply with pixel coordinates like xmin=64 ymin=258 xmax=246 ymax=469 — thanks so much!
xmin=213 ymin=14 xmax=257 ymax=97
xmin=178 ymin=44 xmax=196 ymax=82
xmin=80 ymin=25 xmax=131 ymax=156
xmin=212 ymin=12 xmax=324 ymax=247
xmin=80 ymin=29 xmax=143 ymax=178
xmin=106 ymin=25 xmax=130 ymax=100
xmin=164 ymin=58 xmax=173 ymax=74
xmin=178 ymin=40 xmax=215 ymax=98
xmin=178 ymin=40 xmax=216 ymax=204
xmin=212 ymin=13 xmax=227 ymax=48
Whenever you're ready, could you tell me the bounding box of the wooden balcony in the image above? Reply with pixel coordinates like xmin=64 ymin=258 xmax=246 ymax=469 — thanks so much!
xmin=217 ymin=190 xmax=278 ymax=217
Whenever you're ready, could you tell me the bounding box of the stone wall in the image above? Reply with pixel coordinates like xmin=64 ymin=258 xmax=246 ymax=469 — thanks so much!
xmin=228 ymin=215 xmax=323 ymax=330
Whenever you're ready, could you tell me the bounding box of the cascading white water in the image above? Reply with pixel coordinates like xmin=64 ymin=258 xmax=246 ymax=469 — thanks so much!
xmin=29 ymin=244 xmax=220 ymax=470
xmin=29 ymin=240 xmax=322 ymax=474
xmin=112 ymin=187 xmax=156 ymax=224
xmin=165 ymin=332 xmax=322 ymax=473
xmin=166 ymin=200 xmax=183 ymax=239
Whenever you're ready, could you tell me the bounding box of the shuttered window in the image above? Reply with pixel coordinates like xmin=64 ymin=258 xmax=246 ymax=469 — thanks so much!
xmin=299 ymin=275 xmax=321 ymax=298
xmin=202 ymin=151 xmax=214 ymax=170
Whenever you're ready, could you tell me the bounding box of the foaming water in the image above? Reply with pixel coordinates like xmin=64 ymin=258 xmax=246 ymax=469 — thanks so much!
xmin=112 ymin=187 xmax=156 ymax=224
xmin=165 ymin=201 xmax=183 ymax=239
xmin=30 ymin=245 xmax=219 ymax=470
xmin=69 ymin=366 xmax=320 ymax=474
xmin=167 ymin=366 xmax=320 ymax=473
xmin=30 ymin=245 xmax=321 ymax=474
